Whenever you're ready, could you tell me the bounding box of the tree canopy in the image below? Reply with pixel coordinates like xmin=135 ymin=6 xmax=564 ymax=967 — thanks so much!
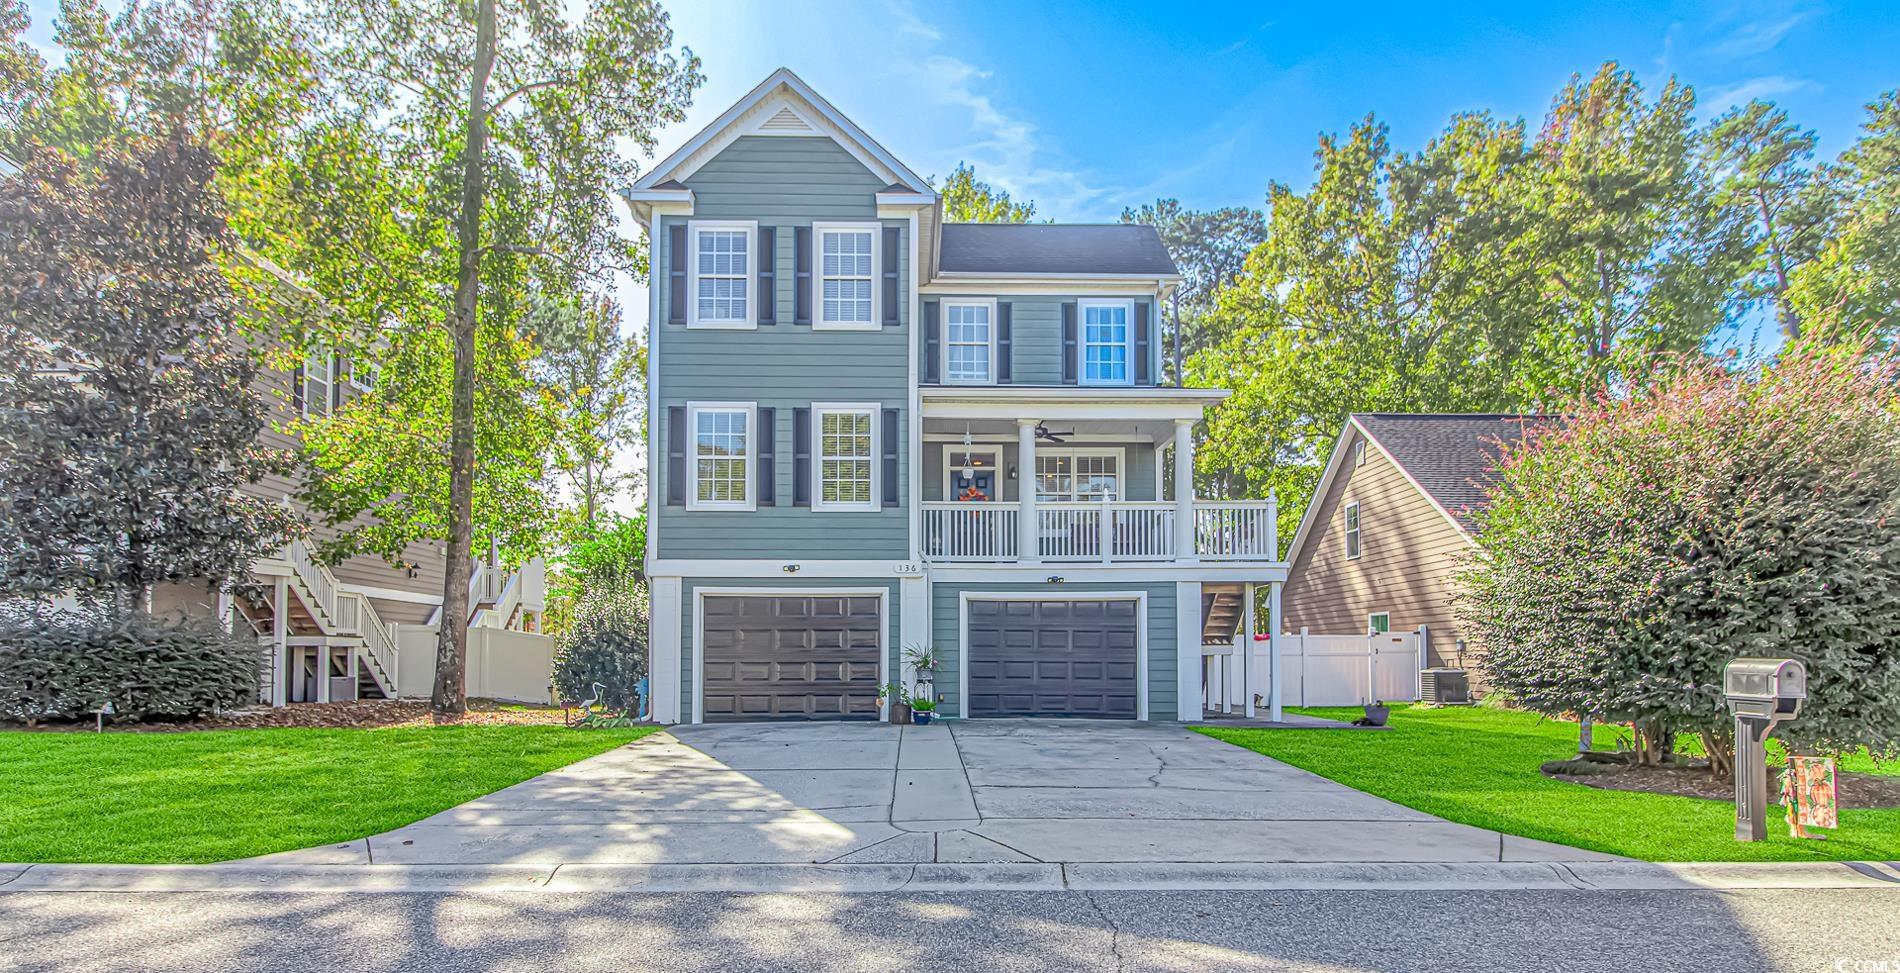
xmin=936 ymin=162 xmax=1035 ymax=222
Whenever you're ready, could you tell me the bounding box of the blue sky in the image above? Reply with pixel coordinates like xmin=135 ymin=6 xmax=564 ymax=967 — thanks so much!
xmin=652 ymin=0 xmax=1897 ymax=222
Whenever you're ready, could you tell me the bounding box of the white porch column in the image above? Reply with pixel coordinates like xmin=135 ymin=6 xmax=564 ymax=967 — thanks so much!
xmin=1175 ymin=580 xmax=1202 ymax=721
xmin=271 ymin=577 xmax=289 ymax=708
xmin=1268 ymin=581 xmax=1284 ymax=722
xmin=1172 ymin=419 xmax=1195 ymax=561
xmin=649 ymin=577 xmax=683 ymax=724
xmin=316 ymin=644 xmax=332 ymax=703
xmin=1243 ymin=582 xmax=1257 ymax=718
xmin=898 ymin=574 xmax=930 ymax=717
xmin=1018 ymin=419 xmax=1039 ymax=562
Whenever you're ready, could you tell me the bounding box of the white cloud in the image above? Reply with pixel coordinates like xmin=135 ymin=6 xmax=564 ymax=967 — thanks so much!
xmin=1710 ymin=11 xmax=1810 ymax=59
xmin=1702 ymin=74 xmax=1818 ymax=110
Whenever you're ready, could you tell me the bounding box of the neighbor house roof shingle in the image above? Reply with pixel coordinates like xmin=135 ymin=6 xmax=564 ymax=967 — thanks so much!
xmin=1352 ymin=413 xmax=1554 ymax=531
xmin=937 ymin=223 xmax=1179 ymax=277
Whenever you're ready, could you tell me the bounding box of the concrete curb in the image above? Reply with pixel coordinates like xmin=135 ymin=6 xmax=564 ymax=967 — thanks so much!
xmin=2 ymin=860 xmax=1896 ymax=894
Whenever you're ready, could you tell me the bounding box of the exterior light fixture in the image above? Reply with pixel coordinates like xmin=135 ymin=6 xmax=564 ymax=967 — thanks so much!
xmin=1047 ymin=575 xmax=1064 ymax=584
xmin=782 ymin=564 xmax=801 ymax=574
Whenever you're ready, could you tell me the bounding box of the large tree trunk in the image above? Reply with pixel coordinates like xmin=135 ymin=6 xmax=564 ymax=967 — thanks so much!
xmin=432 ymin=0 xmax=497 ymax=719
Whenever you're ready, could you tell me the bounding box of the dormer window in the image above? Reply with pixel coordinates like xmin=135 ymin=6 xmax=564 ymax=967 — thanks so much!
xmin=688 ymin=221 xmax=755 ymax=329
xmin=943 ymin=299 xmax=995 ymax=384
xmin=1078 ymin=298 xmax=1135 ymax=386
xmin=812 ymin=222 xmax=879 ymax=330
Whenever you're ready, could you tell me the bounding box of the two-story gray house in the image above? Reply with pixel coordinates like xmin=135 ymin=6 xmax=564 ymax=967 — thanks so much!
xmin=624 ymin=69 xmax=1289 ymax=725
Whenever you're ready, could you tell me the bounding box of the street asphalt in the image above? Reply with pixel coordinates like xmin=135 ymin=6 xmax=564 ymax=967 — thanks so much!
xmin=1 ymin=887 xmax=1896 ymax=972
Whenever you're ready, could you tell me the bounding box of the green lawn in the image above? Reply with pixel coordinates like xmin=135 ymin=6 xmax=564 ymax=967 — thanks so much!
xmin=0 ymin=725 xmax=655 ymax=863
xmin=1194 ymin=705 xmax=1900 ymax=862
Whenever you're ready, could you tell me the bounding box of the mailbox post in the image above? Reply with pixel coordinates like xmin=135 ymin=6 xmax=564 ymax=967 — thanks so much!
xmin=1722 ymin=658 xmax=1807 ymax=841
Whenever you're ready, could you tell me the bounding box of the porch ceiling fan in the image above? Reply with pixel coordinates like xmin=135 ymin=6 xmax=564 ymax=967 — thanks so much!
xmin=1034 ymin=422 xmax=1073 ymax=444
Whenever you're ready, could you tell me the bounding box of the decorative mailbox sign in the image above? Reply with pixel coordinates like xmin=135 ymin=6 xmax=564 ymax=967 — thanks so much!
xmin=1782 ymin=756 xmax=1838 ymax=835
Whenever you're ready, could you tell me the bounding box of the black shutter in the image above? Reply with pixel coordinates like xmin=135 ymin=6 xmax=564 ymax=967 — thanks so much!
xmin=291 ymin=363 xmax=305 ymax=413
xmin=757 ymin=227 xmax=777 ymax=325
xmin=1135 ymin=302 xmax=1151 ymax=385
xmin=923 ymin=302 xmax=940 ymax=384
xmin=1061 ymin=302 xmax=1078 ymax=385
xmin=792 ymin=407 xmax=812 ymax=506
xmin=667 ymin=224 xmax=687 ymax=326
xmin=996 ymin=303 xmax=1012 ymax=385
xmin=881 ymin=409 xmax=899 ymax=506
xmin=881 ymin=226 xmax=900 ymax=327
xmin=665 ymin=406 xmax=686 ymax=506
xmin=330 ymin=353 xmax=345 ymax=410
xmin=793 ymin=226 xmax=812 ymax=325
xmin=756 ymin=407 xmax=776 ymax=505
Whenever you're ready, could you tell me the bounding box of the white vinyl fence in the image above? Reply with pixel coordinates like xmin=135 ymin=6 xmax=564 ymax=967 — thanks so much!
xmin=1277 ymin=628 xmax=1422 ymax=706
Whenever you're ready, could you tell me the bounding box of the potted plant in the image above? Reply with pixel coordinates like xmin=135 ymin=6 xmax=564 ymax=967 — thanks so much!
xmin=878 ymin=682 xmax=912 ymax=724
xmin=1357 ymin=699 xmax=1390 ymax=727
xmin=909 ymin=695 xmax=938 ymax=725
xmin=902 ymin=643 xmax=938 ymax=685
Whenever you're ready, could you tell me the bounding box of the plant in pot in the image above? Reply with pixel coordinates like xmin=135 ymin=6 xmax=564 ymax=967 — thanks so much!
xmin=1355 ymin=699 xmax=1390 ymax=727
xmin=878 ymin=682 xmax=912 ymax=724
xmin=909 ymin=694 xmax=939 ymax=725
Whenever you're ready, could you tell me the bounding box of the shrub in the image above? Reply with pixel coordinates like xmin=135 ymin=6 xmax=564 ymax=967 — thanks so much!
xmin=1457 ymin=346 xmax=1900 ymax=767
xmin=0 ymin=604 xmax=263 ymax=723
xmin=550 ymin=583 xmax=648 ymax=713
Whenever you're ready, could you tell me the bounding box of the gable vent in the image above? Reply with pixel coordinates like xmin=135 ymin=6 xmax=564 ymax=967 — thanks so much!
xmin=758 ymin=105 xmax=815 ymax=134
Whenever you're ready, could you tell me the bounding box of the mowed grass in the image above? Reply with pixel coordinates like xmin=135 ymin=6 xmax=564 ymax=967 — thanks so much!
xmin=0 ymin=724 xmax=655 ymax=863
xmin=1195 ymin=705 xmax=1900 ymax=863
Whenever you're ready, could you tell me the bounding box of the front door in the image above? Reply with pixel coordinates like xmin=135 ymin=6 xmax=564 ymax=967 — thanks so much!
xmin=948 ymin=449 xmax=999 ymax=502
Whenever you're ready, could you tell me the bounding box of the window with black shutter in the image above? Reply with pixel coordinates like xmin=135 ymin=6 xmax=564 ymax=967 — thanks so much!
xmin=1061 ymin=303 xmax=1078 ymax=385
xmin=881 ymin=227 xmax=900 ymax=327
xmin=793 ymin=227 xmax=812 ymax=325
xmin=757 ymin=227 xmax=777 ymax=325
xmin=996 ymin=303 xmax=1012 ymax=384
xmin=667 ymin=223 xmax=687 ymax=326
xmin=792 ymin=407 xmax=812 ymax=506
xmin=665 ymin=406 xmax=686 ymax=506
xmin=881 ymin=409 xmax=899 ymax=506
xmin=922 ymin=302 xmax=940 ymax=384
xmin=757 ymin=407 xmax=777 ymax=504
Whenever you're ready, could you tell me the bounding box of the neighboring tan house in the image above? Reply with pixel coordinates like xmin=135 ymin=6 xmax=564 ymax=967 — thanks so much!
xmin=1281 ymin=413 xmax=1547 ymax=675
xmin=147 ymin=280 xmax=552 ymax=706
xmin=622 ymin=69 xmax=1289 ymax=725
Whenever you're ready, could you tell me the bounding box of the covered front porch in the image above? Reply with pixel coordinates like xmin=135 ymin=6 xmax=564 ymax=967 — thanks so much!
xmin=918 ymin=386 xmax=1279 ymax=565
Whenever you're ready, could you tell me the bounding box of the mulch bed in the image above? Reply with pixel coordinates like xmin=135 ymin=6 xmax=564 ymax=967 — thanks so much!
xmin=6 ymin=699 xmax=577 ymax=732
xmin=1545 ymin=758 xmax=1900 ymax=810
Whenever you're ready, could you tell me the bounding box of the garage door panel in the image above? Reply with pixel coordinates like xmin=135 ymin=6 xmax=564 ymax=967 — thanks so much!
xmin=967 ymin=598 xmax=1139 ymax=719
xmin=702 ymin=595 xmax=882 ymax=722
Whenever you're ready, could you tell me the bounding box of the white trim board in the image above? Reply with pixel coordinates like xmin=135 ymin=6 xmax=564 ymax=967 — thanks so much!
xmin=956 ymin=589 xmax=1148 ymax=721
xmin=691 ymin=585 xmax=890 ymax=725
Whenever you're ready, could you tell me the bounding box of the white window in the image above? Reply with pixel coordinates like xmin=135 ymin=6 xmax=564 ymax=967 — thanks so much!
xmin=687 ymin=403 xmax=755 ymax=510
xmin=1078 ymin=298 xmax=1135 ymax=386
xmin=1353 ymin=440 xmax=1367 ymax=467
xmin=1035 ymin=450 xmax=1122 ymax=502
xmin=943 ymin=300 xmax=994 ymax=383
xmin=814 ymin=404 xmax=878 ymax=511
xmin=688 ymin=221 xmax=755 ymax=328
xmin=301 ymin=350 xmax=332 ymax=418
xmin=1368 ymin=612 xmax=1389 ymax=635
xmin=1344 ymin=501 xmax=1361 ymax=559
xmin=812 ymin=222 xmax=879 ymax=330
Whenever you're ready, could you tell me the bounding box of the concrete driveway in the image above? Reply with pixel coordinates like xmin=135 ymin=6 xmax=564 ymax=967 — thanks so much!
xmin=265 ymin=720 xmax=1615 ymax=867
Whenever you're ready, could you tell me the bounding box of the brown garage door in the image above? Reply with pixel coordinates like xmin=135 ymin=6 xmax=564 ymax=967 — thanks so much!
xmin=701 ymin=595 xmax=882 ymax=722
xmin=966 ymin=599 xmax=1139 ymax=718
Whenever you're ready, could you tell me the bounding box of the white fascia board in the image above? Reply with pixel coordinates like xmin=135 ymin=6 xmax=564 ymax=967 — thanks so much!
xmin=927 ymin=564 xmax=1288 ymax=584
xmin=920 ymin=386 xmax=1229 ymax=422
xmin=920 ymin=279 xmax=1172 ymax=297
xmin=648 ymin=559 xmax=924 ymax=579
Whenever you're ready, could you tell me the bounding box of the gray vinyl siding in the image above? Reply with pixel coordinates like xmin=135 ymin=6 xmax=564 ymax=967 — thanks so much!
xmin=679 ymin=577 xmax=902 ymax=719
xmin=928 ymin=582 xmax=1177 ymax=720
xmin=922 ymin=295 xmax=1158 ymax=387
xmin=922 ymin=441 xmax=1159 ymax=502
xmin=654 ymin=135 xmax=911 ymax=560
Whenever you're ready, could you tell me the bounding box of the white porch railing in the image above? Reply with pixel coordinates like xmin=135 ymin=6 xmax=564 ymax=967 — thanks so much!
xmin=921 ymin=498 xmax=1280 ymax=563
xmin=335 ymin=590 xmax=399 ymax=696
xmin=283 ymin=537 xmax=339 ymax=628
xmin=1194 ymin=501 xmax=1279 ymax=561
xmin=922 ymin=502 xmax=1019 ymax=560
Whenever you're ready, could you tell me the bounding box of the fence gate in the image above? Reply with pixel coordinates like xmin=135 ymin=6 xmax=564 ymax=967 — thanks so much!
xmin=1277 ymin=629 xmax=1421 ymax=707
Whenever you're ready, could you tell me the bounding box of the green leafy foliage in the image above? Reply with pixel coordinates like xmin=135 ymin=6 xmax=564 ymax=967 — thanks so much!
xmin=550 ymin=583 xmax=648 ymax=713
xmin=1788 ymin=91 xmax=1900 ymax=350
xmin=1119 ymin=198 xmax=1266 ymax=379
xmin=534 ymin=296 xmax=644 ymax=523
xmin=0 ymin=605 xmax=262 ymax=723
xmin=545 ymin=513 xmax=645 ymax=637
xmin=934 ymin=162 xmax=1035 ymax=223
xmin=0 ymin=135 xmax=296 ymax=605
xmin=1457 ymin=347 xmax=1900 ymax=760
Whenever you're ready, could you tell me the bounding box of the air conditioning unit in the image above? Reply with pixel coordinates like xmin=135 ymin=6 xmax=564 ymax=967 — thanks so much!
xmin=1420 ymin=668 xmax=1470 ymax=705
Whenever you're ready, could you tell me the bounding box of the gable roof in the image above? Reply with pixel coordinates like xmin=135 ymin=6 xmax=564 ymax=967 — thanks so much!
xmin=1283 ymin=413 xmax=1552 ymax=567
xmin=629 ymin=68 xmax=932 ymax=197
xmin=936 ymin=223 xmax=1179 ymax=278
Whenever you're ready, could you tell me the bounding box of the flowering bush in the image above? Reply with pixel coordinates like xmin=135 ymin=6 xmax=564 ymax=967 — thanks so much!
xmin=1457 ymin=346 xmax=1900 ymax=768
